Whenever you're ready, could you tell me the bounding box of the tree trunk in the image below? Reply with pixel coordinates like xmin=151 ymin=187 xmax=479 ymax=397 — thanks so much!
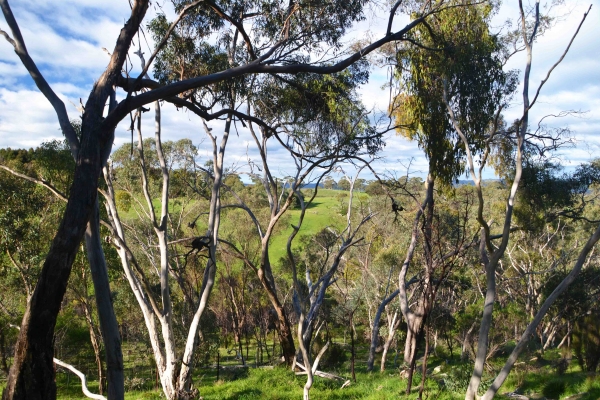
xmin=481 ymin=221 xmax=600 ymax=400
xmin=380 ymin=341 xmax=390 ymax=372
xmin=85 ymin=202 xmax=124 ymax=399
xmin=418 ymin=325 xmax=429 ymax=400
xmin=257 ymin=270 xmax=296 ymax=366
xmin=367 ymin=289 xmax=399 ymax=371
xmin=465 ymin=255 xmax=496 ymax=400
xmin=380 ymin=311 xmax=400 ymax=372
xmin=405 ymin=343 xmax=417 ymax=395
xmin=350 ymin=312 xmax=356 ymax=382
xmin=1 ymin=1 xmax=148 ymax=398
xmin=2 ymin=138 xmax=104 ymax=400
xmin=178 ymin=114 xmax=231 ymax=396
xmin=404 ymin=312 xmax=422 ymax=364
xmin=79 ymin=275 xmax=105 ymax=394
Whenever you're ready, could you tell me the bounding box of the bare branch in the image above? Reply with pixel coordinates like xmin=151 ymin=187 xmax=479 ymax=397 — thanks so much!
xmin=387 ymin=0 xmax=404 ymax=36
xmin=53 ymin=358 xmax=106 ymax=400
xmin=0 ymin=164 xmax=67 ymax=201
xmin=525 ymin=4 xmax=592 ymax=114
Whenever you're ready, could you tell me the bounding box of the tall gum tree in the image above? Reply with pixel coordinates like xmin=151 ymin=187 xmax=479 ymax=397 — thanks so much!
xmin=448 ymin=2 xmax=595 ymax=398
xmin=388 ymin=1 xmax=514 ymax=394
xmin=287 ymin=166 xmax=374 ymax=400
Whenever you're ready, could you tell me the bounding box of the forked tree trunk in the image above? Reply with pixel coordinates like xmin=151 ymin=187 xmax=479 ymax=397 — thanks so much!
xmin=177 ymin=114 xmax=231 ymax=397
xmin=404 ymin=309 xmax=423 ymax=364
xmin=367 ymin=289 xmax=399 ymax=371
xmin=381 ymin=311 xmax=400 ymax=372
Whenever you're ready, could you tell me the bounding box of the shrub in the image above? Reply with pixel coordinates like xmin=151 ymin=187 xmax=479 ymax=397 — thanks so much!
xmin=542 ymin=379 xmax=566 ymax=399
xmin=320 ymin=342 xmax=348 ymax=369
xmin=573 ymin=313 xmax=600 ymax=372
xmin=115 ymin=190 xmax=132 ymax=212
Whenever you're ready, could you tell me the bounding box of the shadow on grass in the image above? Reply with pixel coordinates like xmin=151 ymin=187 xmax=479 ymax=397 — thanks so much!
xmin=223 ymin=388 xmax=262 ymax=400
xmin=303 ymin=201 xmax=321 ymax=209
xmin=582 ymin=387 xmax=600 ymax=399
xmin=218 ymin=366 xmax=250 ymax=381
xmin=518 ymin=371 xmax=587 ymax=399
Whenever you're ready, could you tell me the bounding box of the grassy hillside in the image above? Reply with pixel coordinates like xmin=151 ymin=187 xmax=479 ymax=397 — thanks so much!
xmin=267 ymin=189 xmax=351 ymax=265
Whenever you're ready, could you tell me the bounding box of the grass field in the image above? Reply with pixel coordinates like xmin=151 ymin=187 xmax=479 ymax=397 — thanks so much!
xmin=23 ymin=342 xmax=597 ymax=399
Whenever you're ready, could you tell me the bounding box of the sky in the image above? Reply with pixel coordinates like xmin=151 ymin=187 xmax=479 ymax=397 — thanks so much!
xmin=0 ymin=0 xmax=598 ymax=183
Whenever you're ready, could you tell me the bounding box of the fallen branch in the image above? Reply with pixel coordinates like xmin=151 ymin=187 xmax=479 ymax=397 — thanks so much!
xmin=9 ymin=324 xmax=105 ymax=400
xmin=53 ymin=358 xmax=107 ymax=400
xmin=294 ymin=361 xmax=351 ymax=388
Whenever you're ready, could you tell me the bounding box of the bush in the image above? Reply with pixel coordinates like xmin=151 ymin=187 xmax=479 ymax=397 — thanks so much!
xmin=573 ymin=313 xmax=600 ymax=372
xmin=320 ymin=343 xmax=348 ymax=369
xmin=115 ymin=190 xmax=132 ymax=212
xmin=442 ymin=362 xmax=472 ymax=392
xmin=442 ymin=362 xmax=493 ymax=395
xmin=542 ymin=379 xmax=566 ymax=399
xmin=124 ymin=376 xmax=147 ymax=391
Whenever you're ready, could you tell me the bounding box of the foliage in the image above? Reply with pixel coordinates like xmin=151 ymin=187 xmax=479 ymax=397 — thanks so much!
xmin=364 ymin=180 xmax=385 ymax=196
xmin=573 ymin=313 xmax=600 ymax=372
xmin=514 ymin=160 xmax=600 ymax=230
xmin=254 ymin=67 xmax=381 ymax=157
xmin=392 ymin=1 xmax=516 ymax=185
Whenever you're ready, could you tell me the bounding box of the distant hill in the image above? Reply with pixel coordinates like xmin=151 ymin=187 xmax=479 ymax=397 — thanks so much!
xmin=455 ymin=179 xmax=502 ymax=186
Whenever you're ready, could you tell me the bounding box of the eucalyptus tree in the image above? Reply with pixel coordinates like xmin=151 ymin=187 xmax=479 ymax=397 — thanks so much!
xmin=0 ymin=144 xmax=111 ymax=396
xmin=190 ymin=44 xmax=383 ymax=368
xmin=104 ymin=17 xmax=239 ymax=395
xmin=388 ymin=2 xmax=515 ymax=394
xmin=364 ymin=188 xmax=414 ymax=373
xmin=102 ymin=106 xmax=229 ymax=398
xmin=107 ymin=3 xmax=380 ymax=394
xmin=432 ymin=1 xmax=595 ymax=398
xmin=0 ymin=0 xmax=472 ymax=397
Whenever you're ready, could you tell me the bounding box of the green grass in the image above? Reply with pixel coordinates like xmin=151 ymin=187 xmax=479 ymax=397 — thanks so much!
xmin=104 ymin=367 xmax=461 ymax=400
xmin=2 ymin=344 xmax=599 ymax=399
xmin=267 ymin=189 xmax=349 ymax=264
xmin=499 ymin=350 xmax=600 ymax=400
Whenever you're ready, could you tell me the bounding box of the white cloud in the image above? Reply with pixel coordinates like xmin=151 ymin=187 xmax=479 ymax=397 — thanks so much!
xmin=0 ymin=88 xmax=62 ymax=148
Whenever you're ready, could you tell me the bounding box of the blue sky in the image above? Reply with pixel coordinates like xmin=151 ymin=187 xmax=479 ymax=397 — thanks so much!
xmin=0 ymin=0 xmax=598 ymax=183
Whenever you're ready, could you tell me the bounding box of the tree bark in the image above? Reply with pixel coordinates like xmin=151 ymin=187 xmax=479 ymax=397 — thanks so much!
xmin=3 ymin=136 xmax=106 ymax=400
xmin=178 ymin=115 xmax=231 ymax=396
xmin=257 ymin=268 xmax=296 ymax=366
xmin=381 ymin=311 xmax=400 ymax=372
xmin=85 ymin=201 xmax=124 ymax=400
xmin=418 ymin=325 xmax=430 ymax=399
xmin=367 ymin=289 xmax=399 ymax=371
xmin=1 ymin=1 xmax=148 ymax=398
